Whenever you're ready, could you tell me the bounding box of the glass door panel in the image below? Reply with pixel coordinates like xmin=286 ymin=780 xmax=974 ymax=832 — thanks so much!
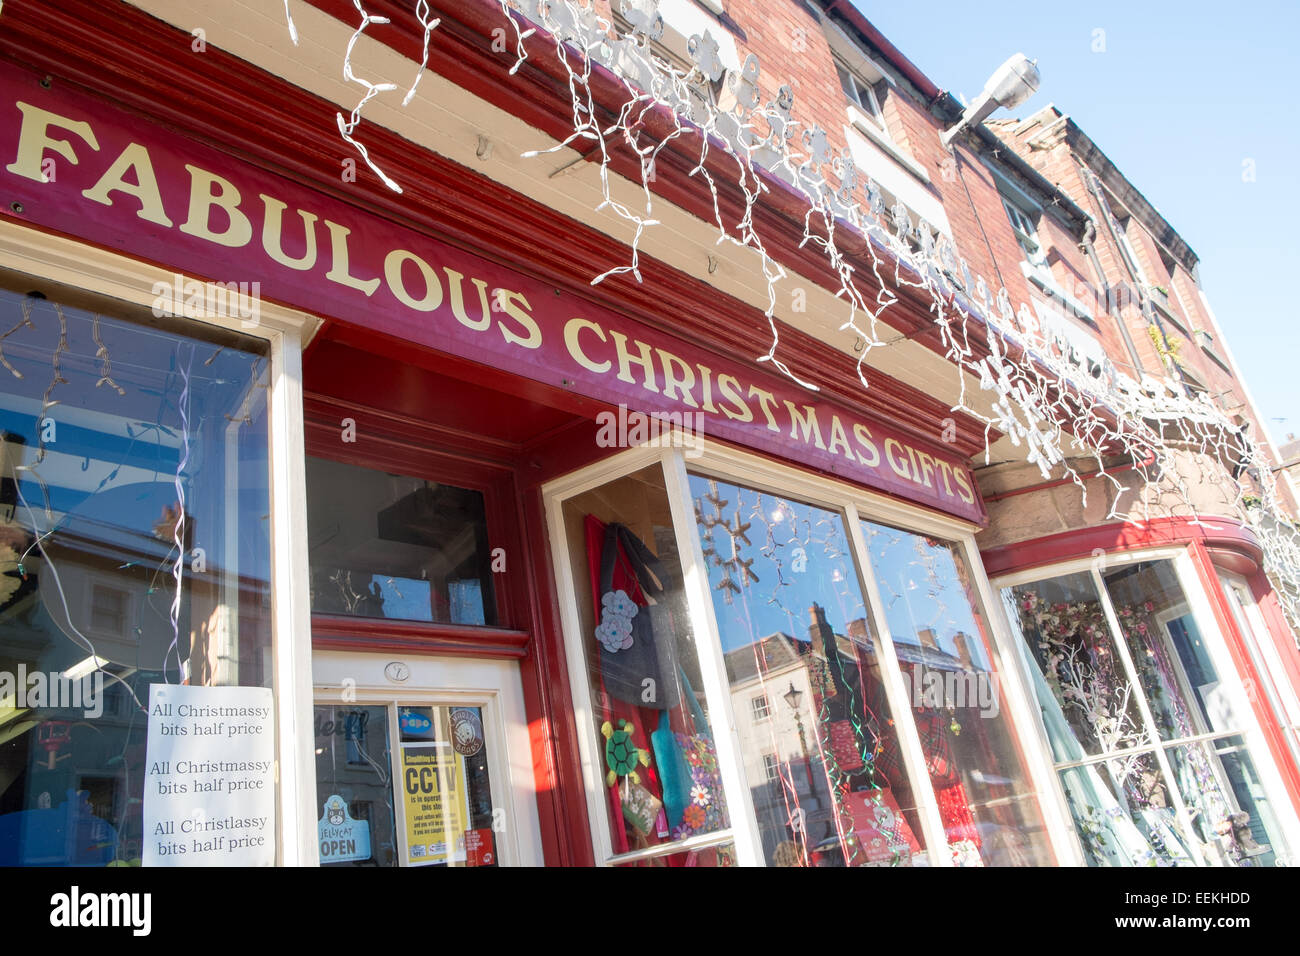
xmin=315 ymin=703 xmax=397 ymax=867
xmin=313 ymin=698 xmax=504 ymax=867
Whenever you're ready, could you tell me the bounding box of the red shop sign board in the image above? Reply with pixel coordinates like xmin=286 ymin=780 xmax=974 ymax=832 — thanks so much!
xmin=0 ymin=61 xmax=983 ymax=523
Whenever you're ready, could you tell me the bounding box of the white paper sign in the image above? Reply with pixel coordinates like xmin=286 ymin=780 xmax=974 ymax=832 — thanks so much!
xmin=142 ymin=683 xmax=275 ymax=867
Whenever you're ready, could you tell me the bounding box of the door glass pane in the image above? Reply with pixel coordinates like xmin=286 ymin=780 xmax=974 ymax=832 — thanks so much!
xmin=1004 ymin=572 xmax=1151 ymax=758
xmin=1102 ymin=560 xmax=1235 ymax=739
xmin=315 ymin=704 xmax=397 ymax=866
xmin=864 ymin=521 xmax=1053 ymax=865
xmin=688 ymin=475 xmax=927 ymax=867
xmin=0 ymin=288 xmax=271 ymax=866
xmin=398 ymin=705 xmax=499 ymax=867
xmin=1057 ymin=754 xmax=1198 ymax=867
xmin=1164 ymin=734 xmax=1289 ymax=867
xmin=559 ymin=465 xmax=729 ymax=860
xmin=305 ymin=457 xmax=496 ymax=625
xmin=315 ymin=701 xmax=502 ymax=867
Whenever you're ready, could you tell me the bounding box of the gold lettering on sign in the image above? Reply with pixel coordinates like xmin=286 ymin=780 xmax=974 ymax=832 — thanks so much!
xmin=82 ymin=142 xmax=173 ymax=226
xmin=384 ymin=248 xmax=444 ymax=312
xmin=323 ymin=219 xmax=381 ymax=296
xmin=495 ymin=290 xmax=541 ymax=350
xmin=444 ymin=268 xmax=491 ymax=331
xmin=748 ymin=386 xmax=781 ymax=433
xmin=884 ymin=438 xmax=912 ymax=481
xmin=6 ymin=102 xmax=99 ymax=182
xmin=260 ymin=194 xmax=319 ymax=271
xmin=783 ymin=401 xmax=826 ymax=450
xmin=852 ymin=424 xmax=880 ymax=468
xmin=180 ymin=164 xmax=252 ymax=248
xmin=716 ymin=375 xmax=752 ymax=423
xmin=564 ymin=317 xmax=612 ymax=374
xmin=610 ymin=331 xmax=659 ymax=393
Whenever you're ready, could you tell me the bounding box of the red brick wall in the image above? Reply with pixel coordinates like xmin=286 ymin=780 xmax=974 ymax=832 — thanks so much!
xmin=719 ymin=1 xmax=1037 ymax=307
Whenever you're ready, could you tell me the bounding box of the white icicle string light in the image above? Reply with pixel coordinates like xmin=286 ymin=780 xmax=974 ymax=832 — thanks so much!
xmin=167 ymin=341 xmax=194 ymax=684
xmin=297 ymin=0 xmax=1294 ymax=636
xmin=283 ymin=0 xmax=299 ymax=45
xmin=402 ymin=0 xmax=442 ymax=106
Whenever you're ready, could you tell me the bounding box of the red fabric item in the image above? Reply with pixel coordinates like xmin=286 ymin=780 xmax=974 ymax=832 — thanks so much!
xmin=584 ymin=514 xmax=648 ymax=616
xmin=936 ymin=781 xmax=981 ymax=848
xmin=845 ymin=787 xmax=923 ymax=861
xmin=583 ymin=514 xmax=673 ymax=859
xmin=828 ymin=720 xmax=865 ymax=772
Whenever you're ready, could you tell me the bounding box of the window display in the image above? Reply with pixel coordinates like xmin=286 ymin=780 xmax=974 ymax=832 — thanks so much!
xmin=0 ymin=285 xmax=272 ymax=865
xmin=559 ymin=465 xmax=732 ymax=866
xmin=550 ymin=453 xmax=1060 ymax=866
xmin=1004 ymin=557 xmax=1291 ymax=866
xmin=862 ymin=520 xmax=1053 ymax=865
xmin=689 ymin=477 xmax=928 ymax=866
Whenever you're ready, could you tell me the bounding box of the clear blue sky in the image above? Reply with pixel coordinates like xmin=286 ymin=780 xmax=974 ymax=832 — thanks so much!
xmin=854 ymin=0 xmax=1300 ymax=449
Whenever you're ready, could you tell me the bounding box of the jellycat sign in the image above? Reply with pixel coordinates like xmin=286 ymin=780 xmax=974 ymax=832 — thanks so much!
xmin=0 ymin=61 xmax=983 ymax=523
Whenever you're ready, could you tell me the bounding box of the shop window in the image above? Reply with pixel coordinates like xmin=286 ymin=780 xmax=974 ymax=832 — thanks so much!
xmin=689 ymin=476 xmax=931 ymax=866
xmin=558 ymin=464 xmax=733 ymax=867
xmin=550 ymin=450 xmax=1058 ymax=866
xmin=861 ymin=520 xmax=1055 ymax=866
xmin=305 ymin=457 xmax=497 ymax=626
xmin=1003 ymin=558 xmax=1291 ymax=866
xmin=0 ymin=285 xmax=272 ymax=866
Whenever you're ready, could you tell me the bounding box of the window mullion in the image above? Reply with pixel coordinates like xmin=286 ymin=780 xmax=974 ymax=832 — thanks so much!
xmin=662 ymin=448 xmax=765 ymax=866
xmin=1091 ymin=567 xmax=1207 ymax=866
xmin=843 ymin=504 xmax=953 ymax=866
xmin=266 ymin=324 xmax=318 ymax=867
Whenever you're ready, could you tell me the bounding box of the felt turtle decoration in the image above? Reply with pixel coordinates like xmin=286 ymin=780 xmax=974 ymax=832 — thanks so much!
xmin=602 ymin=719 xmax=650 ymax=786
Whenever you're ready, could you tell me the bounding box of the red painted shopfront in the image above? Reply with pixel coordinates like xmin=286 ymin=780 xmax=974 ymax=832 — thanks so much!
xmin=1 ymin=0 xmax=1298 ymax=869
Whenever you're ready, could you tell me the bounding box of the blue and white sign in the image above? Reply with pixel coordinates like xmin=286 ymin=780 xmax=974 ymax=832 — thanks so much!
xmin=319 ymin=794 xmax=371 ymax=863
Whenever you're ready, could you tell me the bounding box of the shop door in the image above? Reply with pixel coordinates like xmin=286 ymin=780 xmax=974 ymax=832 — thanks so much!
xmin=311 ymin=650 xmax=544 ymax=867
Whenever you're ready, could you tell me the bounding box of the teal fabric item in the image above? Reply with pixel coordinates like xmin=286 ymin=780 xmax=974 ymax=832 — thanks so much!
xmin=651 ymin=710 xmax=692 ymax=829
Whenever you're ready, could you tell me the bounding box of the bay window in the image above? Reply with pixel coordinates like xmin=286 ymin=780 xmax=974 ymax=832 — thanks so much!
xmin=545 ymin=444 xmax=1060 ymax=866
xmin=1000 ymin=555 xmax=1295 ymax=866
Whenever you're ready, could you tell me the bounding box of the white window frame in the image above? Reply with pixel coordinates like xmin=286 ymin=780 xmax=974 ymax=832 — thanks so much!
xmin=543 ymin=436 xmax=1075 ymax=866
xmin=1001 ymin=194 xmax=1047 ymax=268
xmin=751 ymin=693 xmax=771 ymax=722
xmin=836 ymin=62 xmax=888 ymax=137
xmin=0 ymin=220 xmax=321 ymax=866
xmin=992 ymin=547 xmax=1300 ymax=864
xmin=1219 ymin=572 xmax=1300 ymax=769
